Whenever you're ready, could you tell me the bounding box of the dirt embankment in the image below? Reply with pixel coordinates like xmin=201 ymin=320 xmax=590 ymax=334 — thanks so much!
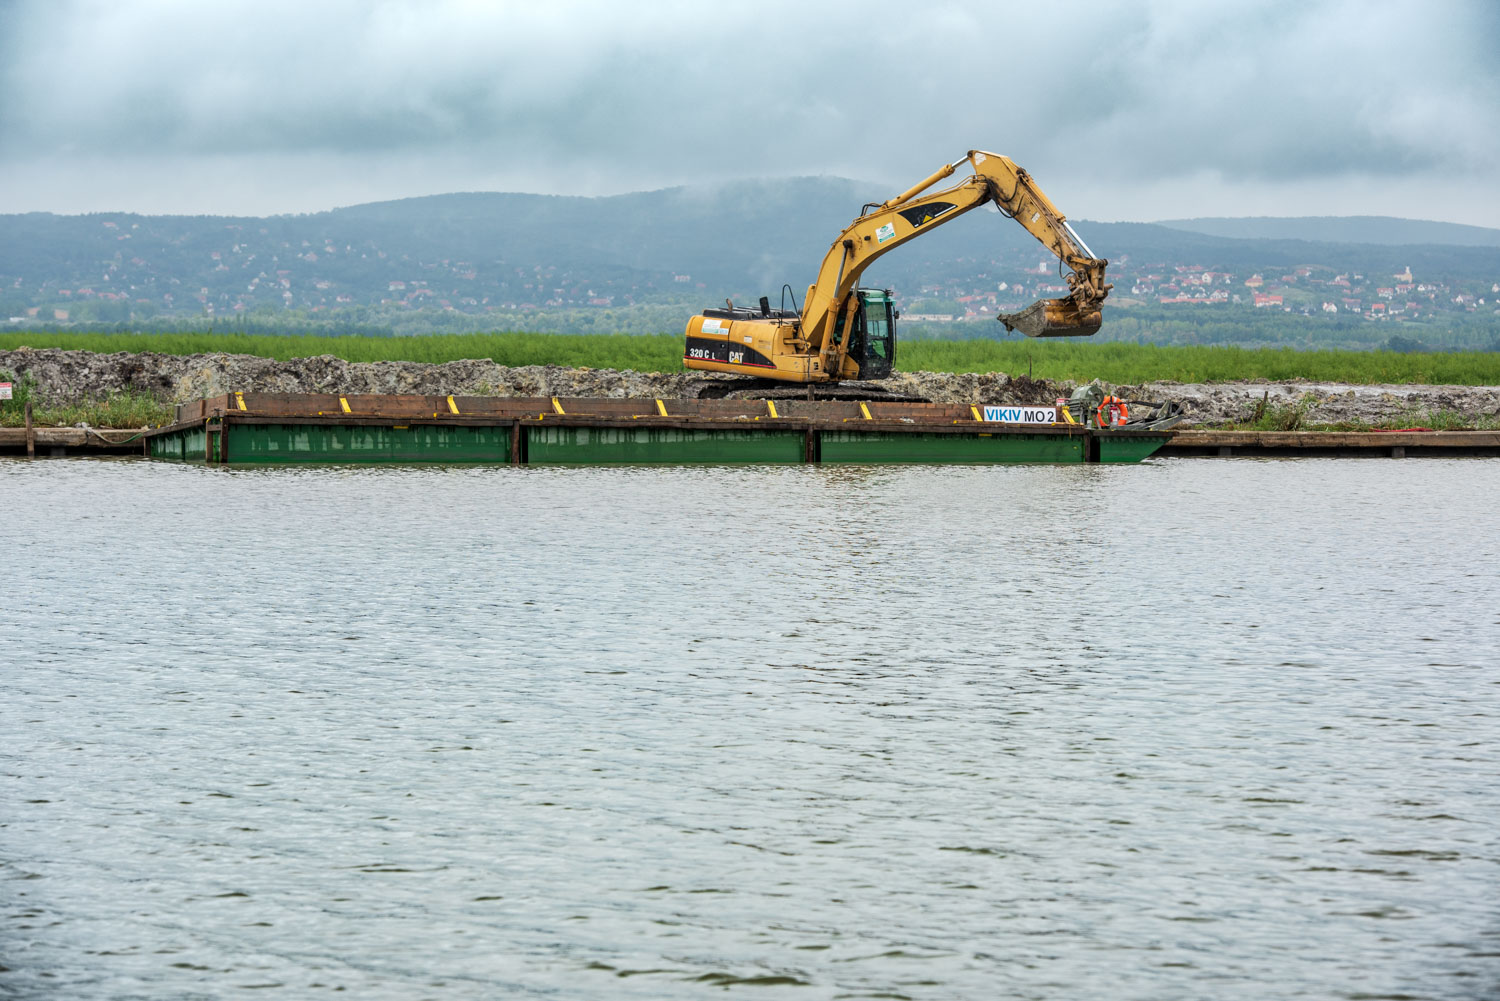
xmin=3 ymin=347 xmax=1498 ymax=426
xmin=1118 ymin=379 xmax=1500 ymax=426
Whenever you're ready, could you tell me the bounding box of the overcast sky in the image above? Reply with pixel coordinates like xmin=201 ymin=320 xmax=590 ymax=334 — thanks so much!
xmin=2 ymin=0 xmax=1497 ymax=225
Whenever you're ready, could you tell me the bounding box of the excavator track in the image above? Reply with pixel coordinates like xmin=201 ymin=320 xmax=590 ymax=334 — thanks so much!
xmin=690 ymin=378 xmax=928 ymax=403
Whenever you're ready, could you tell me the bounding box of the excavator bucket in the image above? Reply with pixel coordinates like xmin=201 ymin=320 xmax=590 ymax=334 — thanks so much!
xmin=997 ymin=297 xmax=1102 ymax=338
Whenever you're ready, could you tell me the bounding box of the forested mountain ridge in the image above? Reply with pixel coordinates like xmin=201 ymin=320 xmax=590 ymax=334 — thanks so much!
xmin=3 ymin=181 xmax=1497 ymax=350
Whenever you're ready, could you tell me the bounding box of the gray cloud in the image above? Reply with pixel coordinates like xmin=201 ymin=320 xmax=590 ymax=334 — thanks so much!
xmin=1 ymin=0 xmax=1496 ymax=223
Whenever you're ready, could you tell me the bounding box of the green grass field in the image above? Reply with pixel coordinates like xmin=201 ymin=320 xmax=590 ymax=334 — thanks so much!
xmin=0 ymin=332 xmax=679 ymax=370
xmin=2 ymin=329 xmax=1498 ymax=385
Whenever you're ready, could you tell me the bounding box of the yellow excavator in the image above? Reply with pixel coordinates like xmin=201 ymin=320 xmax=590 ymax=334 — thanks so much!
xmin=683 ymin=150 xmax=1111 ymax=385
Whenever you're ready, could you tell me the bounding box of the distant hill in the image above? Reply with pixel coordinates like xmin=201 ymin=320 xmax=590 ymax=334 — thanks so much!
xmin=1155 ymin=216 xmax=1500 ymax=247
xmin=2 ymin=182 xmax=1498 ymax=351
xmin=319 ymin=178 xmax=874 ymax=289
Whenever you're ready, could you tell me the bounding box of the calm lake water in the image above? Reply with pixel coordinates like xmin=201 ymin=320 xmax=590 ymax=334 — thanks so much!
xmin=2 ymin=456 xmax=1498 ymax=1000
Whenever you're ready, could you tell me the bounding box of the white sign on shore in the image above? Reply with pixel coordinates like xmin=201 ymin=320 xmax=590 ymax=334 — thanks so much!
xmin=982 ymin=405 xmax=1056 ymax=424
xmin=0 ymin=382 xmax=11 ymax=400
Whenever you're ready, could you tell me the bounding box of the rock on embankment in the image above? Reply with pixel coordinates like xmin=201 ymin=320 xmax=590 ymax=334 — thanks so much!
xmin=1119 ymin=379 xmax=1500 ymax=426
xmin=0 ymin=348 xmax=1072 ymax=408
xmin=0 ymin=348 xmax=700 ymax=404
xmin=2 ymin=347 xmax=1497 ymax=426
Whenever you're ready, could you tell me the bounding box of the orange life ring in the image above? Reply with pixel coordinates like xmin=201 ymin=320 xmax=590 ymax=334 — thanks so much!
xmin=1095 ymin=396 xmax=1129 ymax=427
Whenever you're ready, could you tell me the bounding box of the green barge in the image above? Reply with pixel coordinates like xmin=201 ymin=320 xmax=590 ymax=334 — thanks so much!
xmin=143 ymin=393 xmax=1171 ymax=466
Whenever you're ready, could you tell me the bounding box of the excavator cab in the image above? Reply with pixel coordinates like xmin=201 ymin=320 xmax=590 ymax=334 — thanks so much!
xmin=834 ymin=288 xmax=897 ymax=379
xmin=860 ymin=289 xmax=897 ymax=378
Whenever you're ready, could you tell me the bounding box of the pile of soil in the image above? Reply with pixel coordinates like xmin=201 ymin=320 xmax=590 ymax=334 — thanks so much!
xmin=3 ymin=347 xmax=1497 ymax=427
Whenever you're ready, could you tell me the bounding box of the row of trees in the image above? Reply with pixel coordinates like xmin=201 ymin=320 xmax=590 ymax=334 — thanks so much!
xmin=7 ymin=301 xmax=1498 ymax=354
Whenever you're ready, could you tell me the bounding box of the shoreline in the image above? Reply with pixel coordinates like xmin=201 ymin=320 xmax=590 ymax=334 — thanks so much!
xmin=3 ymin=346 xmax=1499 ymax=430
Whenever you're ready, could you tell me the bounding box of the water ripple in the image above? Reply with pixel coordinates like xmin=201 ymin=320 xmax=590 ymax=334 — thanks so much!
xmin=1 ymin=457 xmax=1498 ymax=999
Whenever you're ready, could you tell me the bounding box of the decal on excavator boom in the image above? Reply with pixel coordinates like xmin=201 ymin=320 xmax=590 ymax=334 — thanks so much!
xmin=898 ymin=202 xmax=956 ymax=228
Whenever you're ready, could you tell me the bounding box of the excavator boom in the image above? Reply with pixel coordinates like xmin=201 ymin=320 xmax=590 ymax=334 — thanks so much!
xmin=860 ymin=150 xmax=1110 ymax=339
xmin=683 ymin=149 xmax=1110 ymax=383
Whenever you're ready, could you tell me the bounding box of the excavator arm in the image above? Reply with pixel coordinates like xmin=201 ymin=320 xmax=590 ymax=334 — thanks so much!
xmin=803 ymin=150 xmax=1111 ymax=377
